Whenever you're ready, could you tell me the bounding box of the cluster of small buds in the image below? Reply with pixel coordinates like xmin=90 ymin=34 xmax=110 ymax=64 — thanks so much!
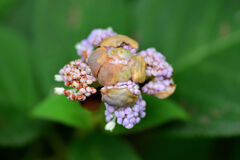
xmin=139 ymin=48 xmax=173 ymax=78
xmin=105 ymin=95 xmax=146 ymax=130
xmin=59 ymin=59 xmax=96 ymax=86
xmin=102 ymin=80 xmax=140 ymax=96
xmin=75 ymin=27 xmax=116 ymax=60
xmin=142 ymin=77 xmax=173 ymax=95
xmin=54 ymin=59 xmax=97 ymax=101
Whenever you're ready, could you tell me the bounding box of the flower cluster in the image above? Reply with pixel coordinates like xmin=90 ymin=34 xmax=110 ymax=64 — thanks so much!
xmin=139 ymin=48 xmax=173 ymax=78
xmin=54 ymin=59 xmax=97 ymax=101
xmin=139 ymin=48 xmax=176 ymax=98
xmin=54 ymin=27 xmax=175 ymax=131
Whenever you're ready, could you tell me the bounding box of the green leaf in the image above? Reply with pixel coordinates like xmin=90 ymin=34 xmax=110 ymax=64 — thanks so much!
xmin=32 ymin=95 xmax=93 ymax=129
xmin=136 ymin=0 xmax=240 ymax=136
xmin=112 ymin=94 xmax=189 ymax=134
xmin=68 ymin=133 xmax=140 ymax=160
xmin=32 ymin=0 xmax=131 ymax=95
xmin=0 ymin=26 xmax=36 ymax=106
xmin=0 ymin=105 xmax=42 ymax=147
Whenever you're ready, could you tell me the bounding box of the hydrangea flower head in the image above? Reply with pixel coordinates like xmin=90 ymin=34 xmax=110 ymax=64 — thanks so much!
xmin=54 ymin=27 xmax=176 ymax=131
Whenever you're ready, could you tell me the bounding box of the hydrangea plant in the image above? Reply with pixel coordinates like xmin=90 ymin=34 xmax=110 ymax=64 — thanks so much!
xmin=54 ymin=28 xmax=176 ymax=131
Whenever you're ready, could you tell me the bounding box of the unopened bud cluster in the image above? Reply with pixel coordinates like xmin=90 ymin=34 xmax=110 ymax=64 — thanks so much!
xmin=54 ymin=27 xmax=175 ymax=131
xmin=54 ymin=59 xmax=96 ymax=101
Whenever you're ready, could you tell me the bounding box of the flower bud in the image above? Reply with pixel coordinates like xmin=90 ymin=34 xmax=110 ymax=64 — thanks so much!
xmin=105 ymin=120 xmax=116 ymax=132
xmin=101 ymin=88 xmax=138 ymax=107
xmin=54 ymin=87 xmax=65 ymax=95
xmin=128 ymin=55 xmax=146 ymax=83
xmin=99 ymin=34 xmax=139 ymax=49
xmin=88 ymin=47 xmax=136 ymax=86
xmin=88 ymin=48 xmax=107 ymax=77
xmin=54 ymin=75 xmax=63 ymax=82
xmin=97 ymin=63 xmax=119 ymax=86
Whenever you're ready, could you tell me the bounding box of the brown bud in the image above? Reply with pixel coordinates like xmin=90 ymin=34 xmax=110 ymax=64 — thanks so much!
xmin=101 ymin=88 xmax=138 ymax=107
xmin=128 ymin=55 xmax=146 ymax=83
xmin=99 ymin=35 xmax=139 ymax=49
xmin=97 ymin=63 xmax=119 ymax=86
xmin=88 ymin=48 xmax=107 ymax=77
xmin=155 ymin=84 xmax=176 ymax=99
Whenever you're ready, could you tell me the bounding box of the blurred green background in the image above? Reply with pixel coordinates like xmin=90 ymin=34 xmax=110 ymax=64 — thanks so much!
xmin=1 ymin=0 xmax=240 ymax=159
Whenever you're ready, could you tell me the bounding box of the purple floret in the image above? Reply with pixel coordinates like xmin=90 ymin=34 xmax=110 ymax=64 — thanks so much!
xmin=105 ymin=95 xmax=146 ymax=129
xmin=87 ymin=27 xmax=116 ymax=46
xmin=139 ymin=48 xmax=173 ymax=78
